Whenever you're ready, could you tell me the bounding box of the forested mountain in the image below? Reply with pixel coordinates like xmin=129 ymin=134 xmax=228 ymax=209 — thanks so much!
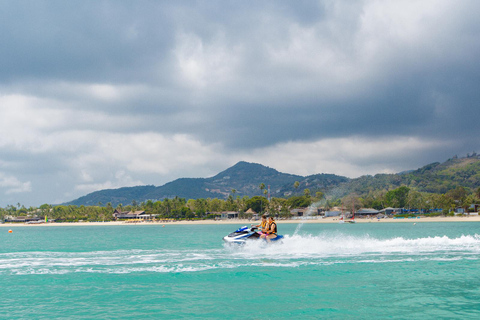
xmin=68 ymin=185 xmax=157 ymax=207
xmin=66 ymin=161 xmax=348 ymax=206
xmin=66 ymin=156 xmax=480 ymax=207
xmin=348 ymin=155 xmax=480 ymax=196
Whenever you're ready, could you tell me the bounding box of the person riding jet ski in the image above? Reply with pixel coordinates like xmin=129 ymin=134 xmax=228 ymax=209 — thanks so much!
xmin=223 ymin=215 xmax=283 ymax=244
xmin=252 ymin=214 xmax=268 ymax=235
xmin=260 ymin=216 xmax=278 ymax=242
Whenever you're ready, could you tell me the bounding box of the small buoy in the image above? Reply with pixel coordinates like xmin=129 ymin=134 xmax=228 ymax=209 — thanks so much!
xmin=162 ymin=225 xmax=165 ymax=227
xmin=413 ymin=223 xmax=416 ymax=225
xmin=8 ymin=230 xmax=13 ymax=233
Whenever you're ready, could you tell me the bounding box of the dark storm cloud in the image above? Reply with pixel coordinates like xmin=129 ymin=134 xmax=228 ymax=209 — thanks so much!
xmin=1 ymin=0 xmax=480 ymax=206
xmin=160 ymin=0 xmax=480 ymax=150
xmin=0 ymin=1 xmax=179 ymax=84
xmin=0 ymin=1 xmax=316 ymax=83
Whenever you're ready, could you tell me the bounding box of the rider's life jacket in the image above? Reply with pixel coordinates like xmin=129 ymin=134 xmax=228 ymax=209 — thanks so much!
xmin=267 ymin=221 xmax=277 ymax=234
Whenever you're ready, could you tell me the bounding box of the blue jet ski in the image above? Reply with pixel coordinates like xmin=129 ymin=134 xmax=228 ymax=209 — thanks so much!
xmin=223 ymin=226 xmax=284 ymax=244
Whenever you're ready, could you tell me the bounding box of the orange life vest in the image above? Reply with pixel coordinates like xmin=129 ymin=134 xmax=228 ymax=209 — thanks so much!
xmin=267 ymin=221 xmax=277 ymax=234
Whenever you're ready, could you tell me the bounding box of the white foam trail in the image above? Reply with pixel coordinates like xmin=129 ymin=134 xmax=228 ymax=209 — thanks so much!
xmin=2 ymin=234 xmax=480 ymax=275
xmin=227 ymin=233 xmax=480 ymax=259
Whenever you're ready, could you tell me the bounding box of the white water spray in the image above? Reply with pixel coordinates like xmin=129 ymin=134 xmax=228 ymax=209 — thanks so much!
xmin=3 ymin=233 xmax=480 ymax=275
xmin=293 ymin=200 xmax=325 ymax=235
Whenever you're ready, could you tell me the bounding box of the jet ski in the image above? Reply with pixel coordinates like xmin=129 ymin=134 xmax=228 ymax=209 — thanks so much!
xmin=223 ymin=225 xmax=284 ymax=244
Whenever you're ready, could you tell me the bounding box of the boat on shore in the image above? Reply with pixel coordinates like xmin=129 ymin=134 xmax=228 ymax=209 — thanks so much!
xmin=339 ymin=210 xmax=356 ymax=224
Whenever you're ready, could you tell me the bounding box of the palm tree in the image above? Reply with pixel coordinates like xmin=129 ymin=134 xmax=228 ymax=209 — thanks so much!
xmin=304 ymin=188 xmax=311 ymax=198
xmin=259 ymin=183 xmax=266 ymax=214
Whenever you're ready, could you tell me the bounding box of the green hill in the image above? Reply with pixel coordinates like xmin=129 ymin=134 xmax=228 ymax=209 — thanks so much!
xmin=348 ymin=155 xmax=480 ymax=196
xmin=65 ymin=156 xmax=480 ymax=207
xmin=66 ymin=161 xmax=347 ymax=206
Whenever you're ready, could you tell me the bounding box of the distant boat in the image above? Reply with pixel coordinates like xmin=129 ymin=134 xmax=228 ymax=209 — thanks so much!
xmin=339 ymin=210 xmax=356 ymax=224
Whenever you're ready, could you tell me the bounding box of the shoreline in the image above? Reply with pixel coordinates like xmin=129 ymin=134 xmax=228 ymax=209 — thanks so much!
xmin=2 ymin=216 xmax=480 ymax=227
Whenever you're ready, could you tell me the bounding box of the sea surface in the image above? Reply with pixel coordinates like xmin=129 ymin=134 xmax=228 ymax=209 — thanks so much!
xmin=1 ymin=222 xmax=480 ymax=319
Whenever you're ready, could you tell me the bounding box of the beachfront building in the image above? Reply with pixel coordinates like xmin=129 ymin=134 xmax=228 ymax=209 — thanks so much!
xmin=220 ymin=211 xmax=239 ymax=219
xmin=324 ymin=210 xmax=341 ymax=217
xmin=379 ymin=207 xmax=402 ymax=215
xmin=355 ymin=208 xmax=380 ymax=216
xmin=290 ymin=208 xmax=305 ymax=217
xmin=246 ymin=208 xmax=256 ymax=216
xmin=4 ymin=215 xmax=43 ymax=223
xmin=290 ymin=207 xmax=323 ymax=217
xmin=324 ymin=206 xmax=346 ymax=217
xmin=112 ymin=209 xmax=155 ymax=221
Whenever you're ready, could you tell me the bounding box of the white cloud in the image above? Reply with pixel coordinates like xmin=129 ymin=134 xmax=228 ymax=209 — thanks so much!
xmin=74 ymin=170 xmax=144 ymax=194
xmin=0 ymin=0 xmax=478 ymax=207
xmin=51 ymin=81 xmax=149 ymax=103
xmin=173 ymin=32 xmax=241 ymax=89
xmin=238 ymin=136 xmax=452 ymax=178
xmin=65 ymin=131 xmax=220 ymax=175
xmin=0 ymin=172 xmax=31 ymax=194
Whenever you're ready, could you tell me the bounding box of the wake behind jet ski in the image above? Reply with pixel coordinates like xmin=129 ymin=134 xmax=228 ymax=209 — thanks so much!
xmin=222 ymin=225 xmax=284 ymax=244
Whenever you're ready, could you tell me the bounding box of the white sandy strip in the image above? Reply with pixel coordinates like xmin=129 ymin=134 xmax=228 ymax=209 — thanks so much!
xmin=1 ymin=216 xmax=480 ymax=227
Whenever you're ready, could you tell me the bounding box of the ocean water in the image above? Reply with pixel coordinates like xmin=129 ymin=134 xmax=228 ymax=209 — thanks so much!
xmin=1 ymin=222 xmax=480 ymax=319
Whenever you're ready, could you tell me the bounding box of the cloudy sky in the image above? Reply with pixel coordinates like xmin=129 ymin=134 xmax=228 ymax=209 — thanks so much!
xmin=1 ymin=0 xmax=479 ymax=207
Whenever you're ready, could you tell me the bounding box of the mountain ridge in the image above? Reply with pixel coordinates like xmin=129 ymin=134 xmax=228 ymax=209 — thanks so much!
xmin=65 ymin=156 xmax=480 ymax=207
xmin=65 ymin=161 xmax=345 ymax=206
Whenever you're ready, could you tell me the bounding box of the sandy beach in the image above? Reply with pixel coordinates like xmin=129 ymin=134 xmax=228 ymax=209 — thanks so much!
xmin=2 ymin=215 xmax=480 ymax=227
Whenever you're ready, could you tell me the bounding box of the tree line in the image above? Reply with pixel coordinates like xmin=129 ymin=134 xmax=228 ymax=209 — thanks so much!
xmin=1 ymin=184 xmax=479 ymax=222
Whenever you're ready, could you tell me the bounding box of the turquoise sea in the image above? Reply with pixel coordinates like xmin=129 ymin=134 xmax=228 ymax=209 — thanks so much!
xmin=1 ymin=222 xmax=480 ymax=319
